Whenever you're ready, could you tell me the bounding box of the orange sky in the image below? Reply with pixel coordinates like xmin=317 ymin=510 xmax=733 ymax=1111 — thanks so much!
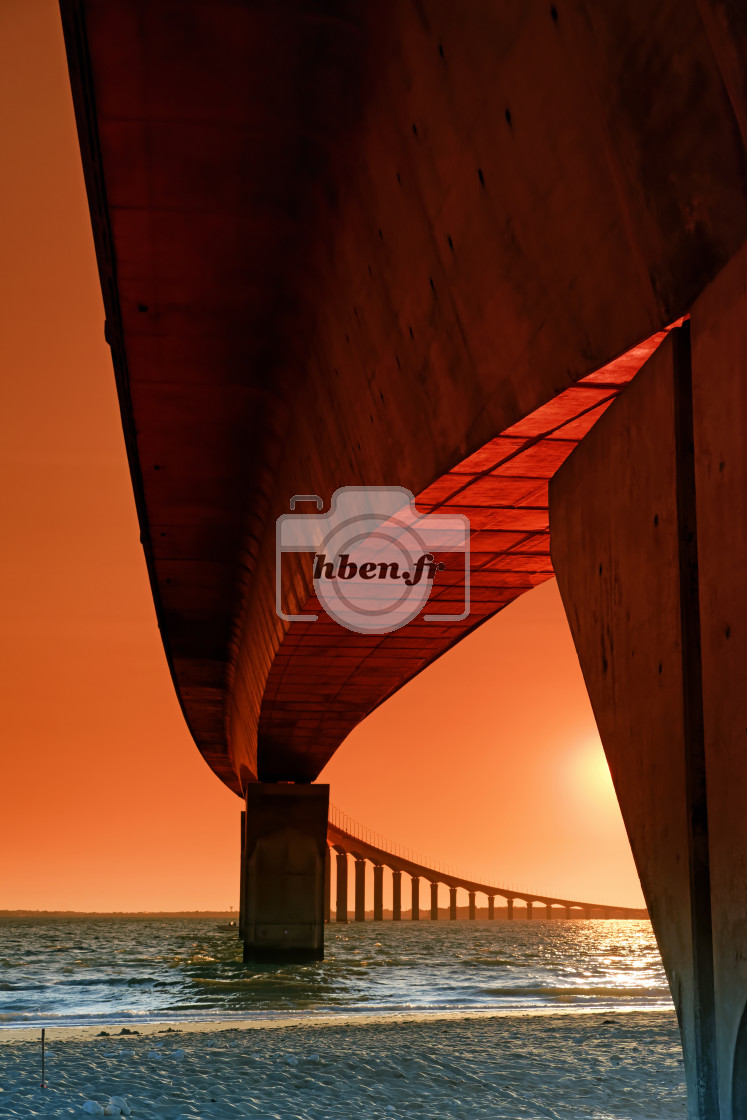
xmin=0 ymin=0 xmax=644 ymax=912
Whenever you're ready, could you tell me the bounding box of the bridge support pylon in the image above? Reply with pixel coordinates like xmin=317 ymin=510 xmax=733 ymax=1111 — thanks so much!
xmin=373 ymin=865 xmax=383 ymax=921
xmin=392 ymin=870 xmax=402 ymax=921
xmin=449 ymin=886 xmax=457 ymax=920
xmin=550 ymin=270 xmax=747 ymax=1120
xmin=238 ymin=810 xmax=246 ymax=938
xmin=324 ymin=846 xmax=331 ymax=923
xmin=527 ymin=901 xmax=533 ymax=920
xmin=354 ymin=858 xmax=366 ymax=921
xmin=411 ymin=876 xmax=420 ymax=920
xmin=430 ymin=881 xmax=439 ymax=919
xmin=506 ymin=898 xmax=514 ymax=921
xmin=468 ymin=891 xmax=476 ymax=920
xmin=242 ymin=783 xmax=329 ymax=963
xmin=335 ymin=849 xmax=348 ymax=923
xmin=488 ymin=896 xmax=495 ymax=920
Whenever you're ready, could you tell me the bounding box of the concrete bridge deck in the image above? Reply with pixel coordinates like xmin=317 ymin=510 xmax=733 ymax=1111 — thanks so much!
xmin=326 ymin=812 xmax=648 ymax=922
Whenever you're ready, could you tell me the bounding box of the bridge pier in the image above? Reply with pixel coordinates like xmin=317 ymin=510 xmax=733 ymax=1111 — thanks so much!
xmin=506 ymin=897 xmax=514 ymax=921
xmin=373 ymin=865 xmax=383 ymax=921
xmin=468 ymin=891 xmax=476 ymax=920
xmin=411 ymin=876 xmax=420 ymax=920
xmin=546 ymin=904 xmax=553 ymax=920
xmin=324 ymin=846 xmax=331 ymax=923
xmin=241 ymin=783 xmax=329 ymax=963
xmin=527 ymin=901 xmax=533 ymax=920
xmin=238 ymin=810 xmax=246 ymax=938
xmin=584 ymin=906 xmax=591 ymax=920
xmin=335 ymin=849 xmax=348 ymax=923
xmin=488 ymin=895 xmax=495 ymax=920
xmin=392 ymin=870 xmax=402 ymax=921
xmin=565 ymin=905 xmax=572 ymax=920
xmin=449 ymin=886 xmax=457 ymax=920
xmin=550 ymin=279 xmax=747 ymax=1120
xmin=354 ymin=858 xmax=366 ymax=921
xmin=430 ymin=881 xmax=439 ymax=920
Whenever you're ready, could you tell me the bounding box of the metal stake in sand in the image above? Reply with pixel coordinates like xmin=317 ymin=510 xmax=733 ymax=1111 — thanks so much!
xmin=41 ymin=1028 xmax=46 ymax=1088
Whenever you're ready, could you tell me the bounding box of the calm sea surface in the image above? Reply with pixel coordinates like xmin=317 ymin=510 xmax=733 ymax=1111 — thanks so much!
xmin=0 ymin=918 xmax=671 ymax=1030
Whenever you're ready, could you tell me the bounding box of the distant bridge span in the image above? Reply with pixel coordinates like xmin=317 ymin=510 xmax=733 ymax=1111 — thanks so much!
xmin=325 ymin=809 xmax=647 ymax=922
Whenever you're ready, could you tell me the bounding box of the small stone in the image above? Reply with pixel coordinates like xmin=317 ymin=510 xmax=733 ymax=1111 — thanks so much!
xmin=103 ymin=1107 xmax=121 ymax=1117
xmin=172 ymin=1048 xmax=186 ymax=1058
xmin=108 ymin=1097 xmax=131 ymax=1116
xmin=285 ymin=1056 xmax=298 ymax=1066
xmin=82 ymin=1103 xmax=104 ymax=1116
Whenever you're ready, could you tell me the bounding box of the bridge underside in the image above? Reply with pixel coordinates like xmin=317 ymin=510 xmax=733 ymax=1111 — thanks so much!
xmin=62 ymin=0 xmax=747 ymax=792
xmin=61 ymin=3 xmax=747 ymax=1117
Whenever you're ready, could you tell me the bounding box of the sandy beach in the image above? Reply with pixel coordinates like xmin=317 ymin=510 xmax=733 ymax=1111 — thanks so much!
xmin=0 ymin=1009 xmax=686 ymax=1119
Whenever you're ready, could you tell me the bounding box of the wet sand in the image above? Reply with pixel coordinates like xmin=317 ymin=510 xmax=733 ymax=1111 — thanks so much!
xmin=0 ymin=1009 xmax=686 ymax=1119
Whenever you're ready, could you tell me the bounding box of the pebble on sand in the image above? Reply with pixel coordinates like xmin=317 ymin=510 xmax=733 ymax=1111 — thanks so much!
xmin=82 ymin=1103 xmax=104 ymax=1116
xmin=109 ymin=1096 xmax=131 ymax=1116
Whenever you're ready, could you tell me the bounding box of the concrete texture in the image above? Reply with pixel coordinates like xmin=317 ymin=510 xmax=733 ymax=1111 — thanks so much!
xmin=690 ymin=245 xmax=747 ymax=1119
xmin=550 ymin=329 xmax=710 ymax=1114
xmin=242 ymin=783 xmax=329 ymax=962
xmin=550 ymin=245 xmax=747 ymax=1117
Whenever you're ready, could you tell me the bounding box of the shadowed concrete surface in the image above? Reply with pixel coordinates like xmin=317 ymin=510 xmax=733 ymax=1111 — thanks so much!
xmin=60 ymin=0 xmax=747 ymax=791
xmin=242 ymin=783 xmax=329 ymax=962
xmin=550 ymin=244 xmax=747 ymax=1119
xmin=59 ymin=2 xmax=747 ymax=1112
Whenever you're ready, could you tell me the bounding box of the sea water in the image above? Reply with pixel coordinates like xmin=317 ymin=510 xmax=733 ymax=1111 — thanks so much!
xmin=0 ymin=917 xmax=671 ymax=1031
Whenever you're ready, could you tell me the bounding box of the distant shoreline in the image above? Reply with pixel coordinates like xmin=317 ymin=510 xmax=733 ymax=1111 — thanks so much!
xmin=0 ymin=908 xmax=649 ymax=920
xmin=0 ymin=911 xmax=237 ymax=919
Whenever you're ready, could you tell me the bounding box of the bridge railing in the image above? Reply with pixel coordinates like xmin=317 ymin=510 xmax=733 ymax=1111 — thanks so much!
xmin=328 ymin=803 xmax=576 ymax=906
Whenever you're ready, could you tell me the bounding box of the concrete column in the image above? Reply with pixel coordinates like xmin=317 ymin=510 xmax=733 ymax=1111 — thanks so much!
xmin=584 ymin=907 xmax=591 ymax=920
xmin=411 ymin=876 xmax=420 ymax=920
xmin=527 ymin=901 xmax=533 ymax=920
xmin=506 ymin=898 xmax=514 ymax=921
xmin=354 ymin=858 xmax=366 ymax=921
xmin=392 ymin=870 xmax=402 ymax=921
xmin=238 ymin=809 xmax=246 ymax=938
xmin=603 ymin=907 xmax=611 ymax=920
xmin=564 ymin=905 xmax=572 ymax=920
xmin=373 ymin=865 xmax=384 ymax=921
xmin=546 ymin=904 xmax=553 ymax=920
xmin=324 ymin=845 xmax=331 ymax=924
xmin=242 ymin=783 xmax=329 ymax=963
xmin=488 ymin=896 xmax=495 ymax=920
xmin=335 ymin=850 xmax=348 ymax=922
xmin=449 ymin=886 xmax=457 ymax=920
xmin=468 ymin=891 xmax=476 ymax=920
xmin=549 ymin=284 xmax=747 ymax=1120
